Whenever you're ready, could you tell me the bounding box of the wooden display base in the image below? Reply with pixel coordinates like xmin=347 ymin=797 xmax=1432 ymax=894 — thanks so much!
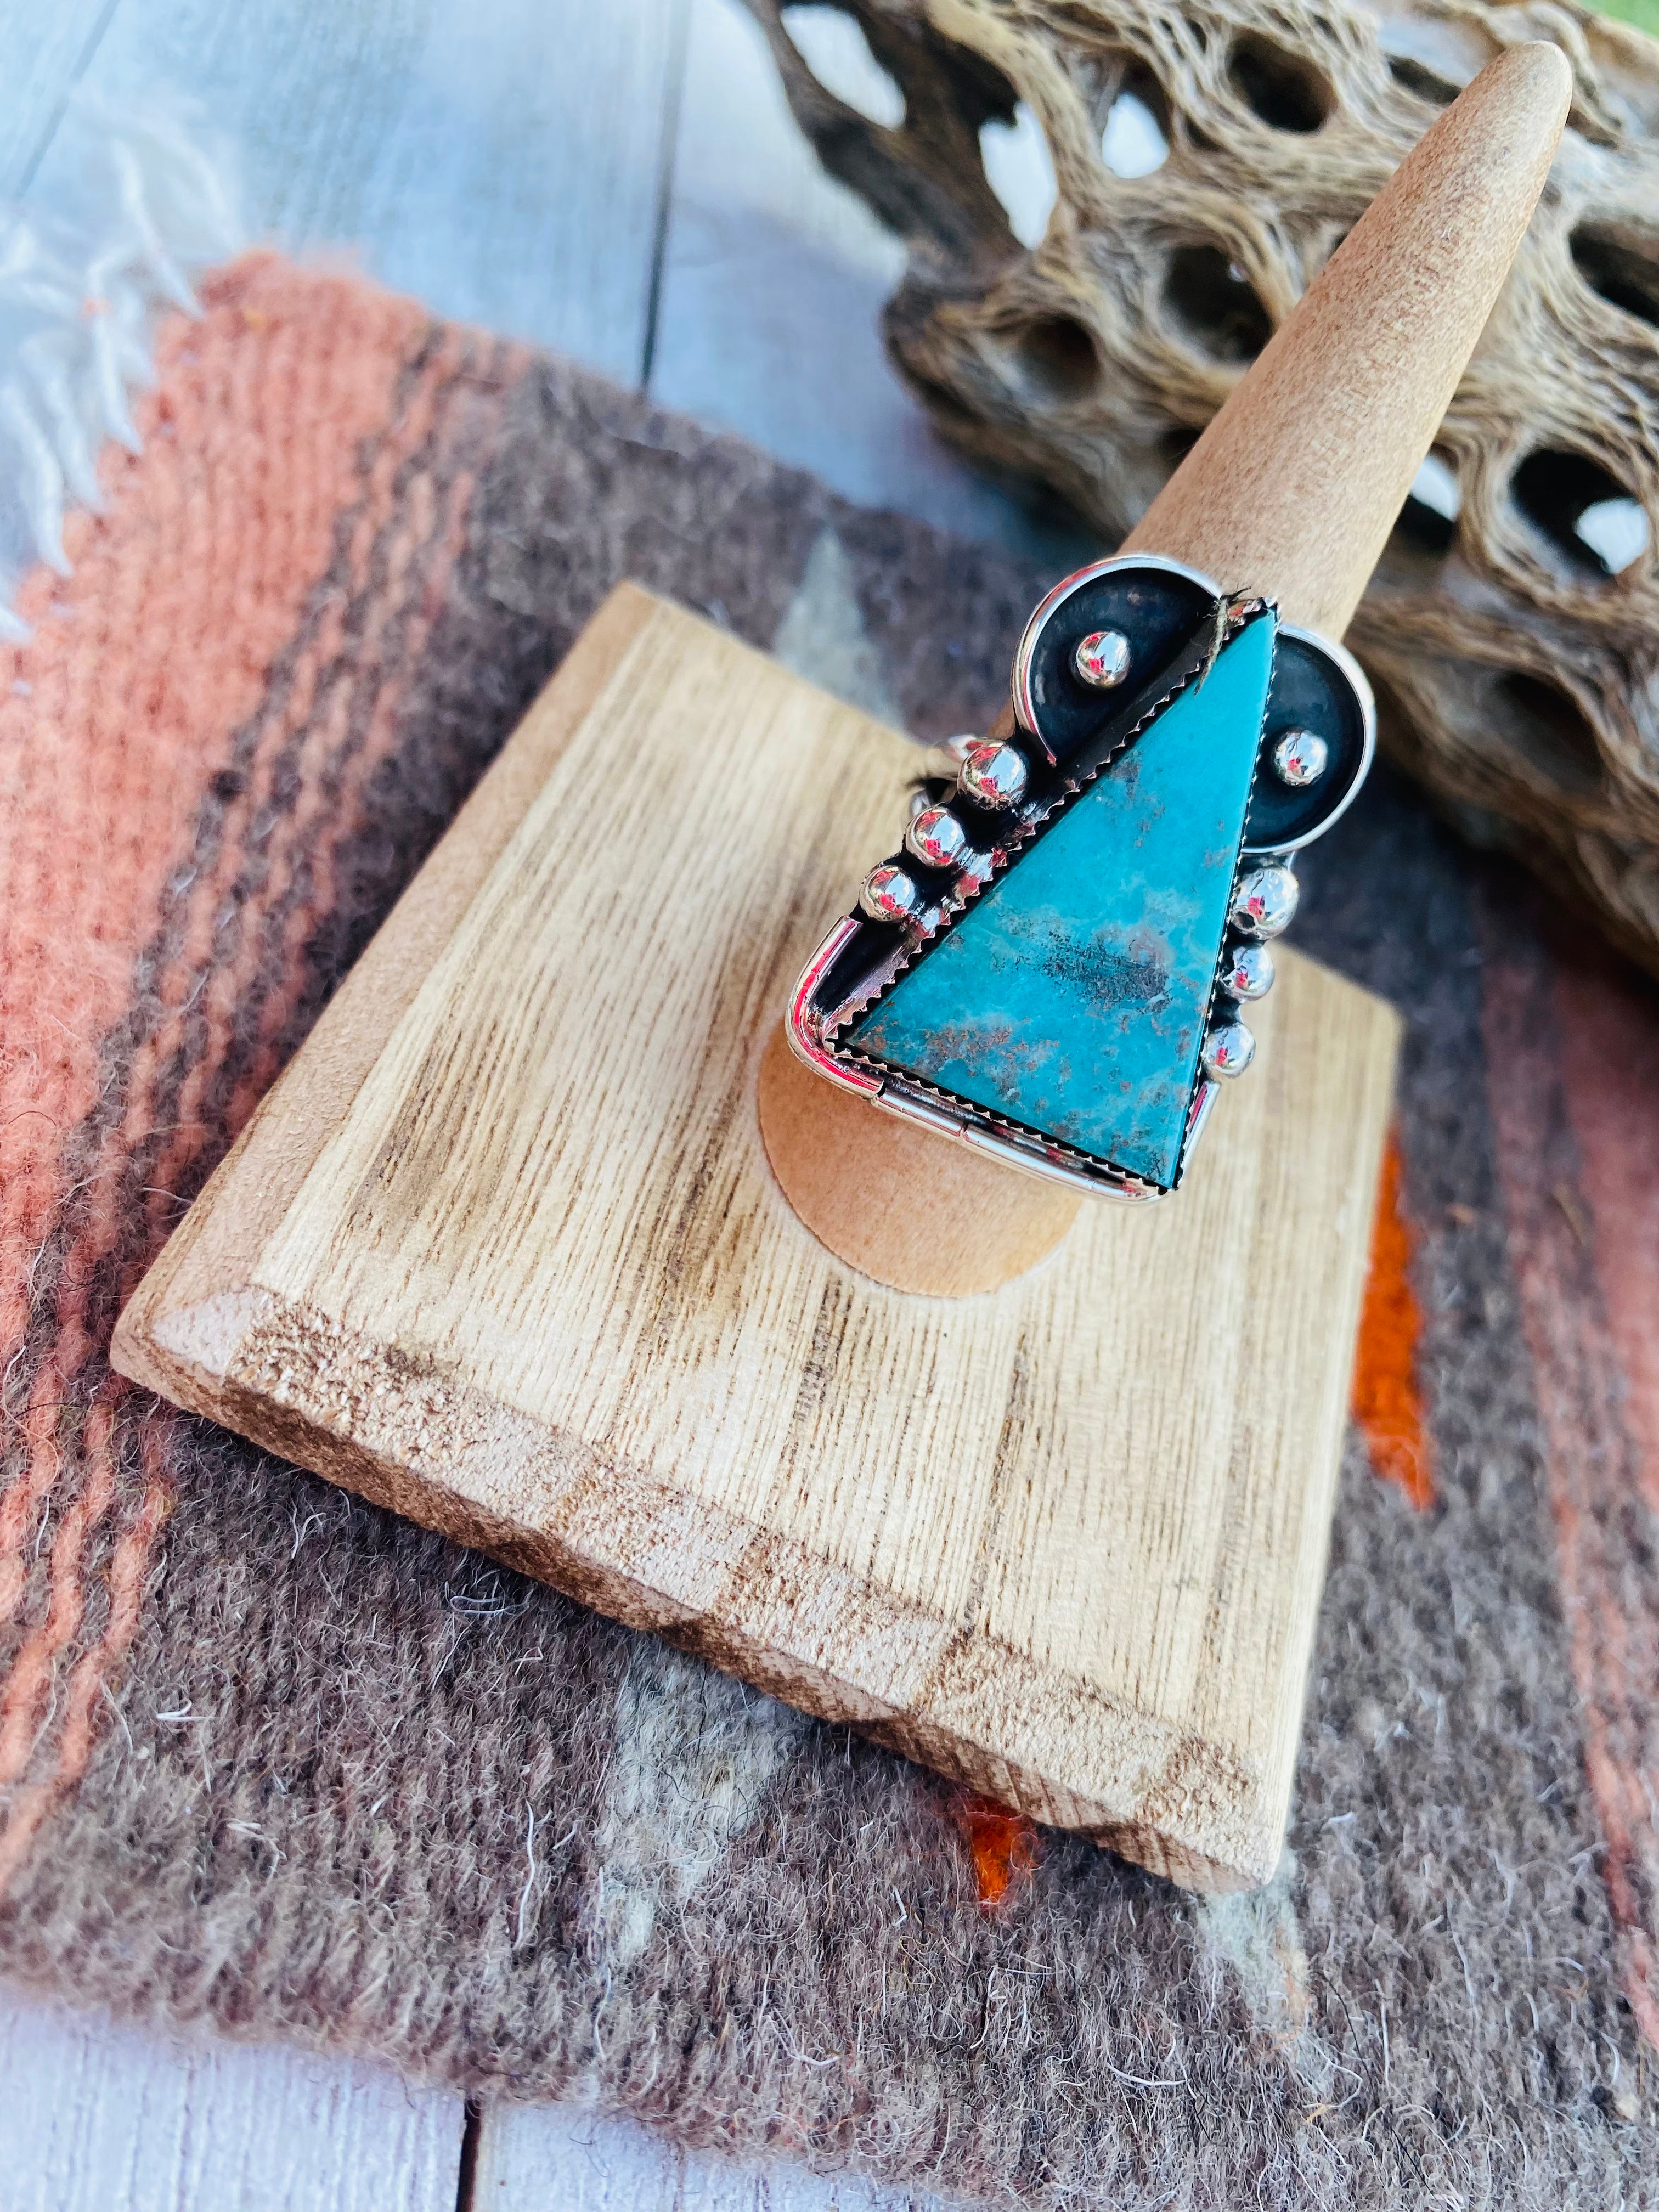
xmin=114 ymin=584 xmax=1398 ymax=1891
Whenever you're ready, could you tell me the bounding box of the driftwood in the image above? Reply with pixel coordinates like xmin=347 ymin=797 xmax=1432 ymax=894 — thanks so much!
xmin=747 ymin=0 xmax=1659 ymax=976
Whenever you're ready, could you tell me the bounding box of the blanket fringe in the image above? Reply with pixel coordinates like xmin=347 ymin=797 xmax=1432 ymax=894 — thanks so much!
xmin=0 ymin=94 xmax=242 ymax=634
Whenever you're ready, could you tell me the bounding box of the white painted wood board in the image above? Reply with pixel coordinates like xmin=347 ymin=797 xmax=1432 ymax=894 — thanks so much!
xmin=0 ymin=1985 xmax=464 ymax=2212
xmin=12 ymin=0 xmax=1085 ymax=566
xmin=23 ymin=0 xmax=687 ymax=386
xmin=473 ymin=2102 xmax=931 ymax=2210
xmin=0 ymin=0 xmax=112 ymax=197
xmin=651 ymin=0 xmax=1094 ymax=567
xmin=0 ymin=1983 xmax=931 ymax=2212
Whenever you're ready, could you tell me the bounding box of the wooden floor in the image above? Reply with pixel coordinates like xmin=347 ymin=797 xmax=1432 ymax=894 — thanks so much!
xmin=0 ymin=1984 xmax=922 ymax=2211
xmin=0 ymin=0 xmax=1046 ymax=2204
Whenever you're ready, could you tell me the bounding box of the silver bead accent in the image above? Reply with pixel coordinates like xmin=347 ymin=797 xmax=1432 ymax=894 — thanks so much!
xmin=1272 ymin=728 xmax=1328 ymax=787
xmin=1074 ymin=629 xmax=1131 ymax=689
xmin=859 ymin=862 xmax=921 ymax=925
xmin=1202 ymin=1019 xmax=1256 ymax=1079
xmin=1217 ymin=942 xmax=1275 ymax=1000
xmin=1229 ymin=864 xmax=1299 ymax=940
xmin=904 ymin=804 xmax=969 ymax=871
xmin=958 ymin=741 xmax=1029 ymax=810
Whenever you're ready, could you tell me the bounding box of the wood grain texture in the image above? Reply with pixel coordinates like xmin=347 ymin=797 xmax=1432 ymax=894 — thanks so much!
xmin=0 ymin=0 xmax=114 ymax=196
xmin=0 ymin=1987 xmax=463 ymax=2212
xmin=114 ymin=585 xmax=1397 ymax=1892
xmin=473 ymin=2101 xmax=932 ymax=2210
xmin=33 ymin=0 xmax=685 ymax=382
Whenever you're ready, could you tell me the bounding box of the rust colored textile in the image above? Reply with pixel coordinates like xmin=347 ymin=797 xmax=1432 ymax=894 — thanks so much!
xmin=2 ymin=252 xmax=1657 ymax=2210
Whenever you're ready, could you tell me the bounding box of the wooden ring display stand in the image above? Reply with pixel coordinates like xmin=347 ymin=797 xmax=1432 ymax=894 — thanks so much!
xmin=759 ymin=40 xmax=1573 ymax=1297
xmin=114 ymin=48 xmax=1570 ymax=1891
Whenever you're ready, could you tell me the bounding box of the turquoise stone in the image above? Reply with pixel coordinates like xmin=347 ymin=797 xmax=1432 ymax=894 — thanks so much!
xmin=845 ymin=614 xmax=1276 ymax=1188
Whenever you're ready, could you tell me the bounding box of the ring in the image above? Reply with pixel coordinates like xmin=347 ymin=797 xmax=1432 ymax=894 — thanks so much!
xmin=787 ymin=555 xmax=1375 ymax=1200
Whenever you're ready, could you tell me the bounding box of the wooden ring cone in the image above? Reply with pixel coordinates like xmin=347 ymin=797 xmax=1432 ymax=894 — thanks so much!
xmin=759 ymin=41 xmax=1572 ymax=1295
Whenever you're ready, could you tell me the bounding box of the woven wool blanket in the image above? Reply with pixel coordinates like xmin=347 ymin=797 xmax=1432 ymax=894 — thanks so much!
xmin=2 ymin=252 xmax=1657 ymax=2211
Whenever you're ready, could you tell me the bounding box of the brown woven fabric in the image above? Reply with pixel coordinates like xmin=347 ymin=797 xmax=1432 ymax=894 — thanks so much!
xmin=2 ymin=255 xmax=1657 ymax=2209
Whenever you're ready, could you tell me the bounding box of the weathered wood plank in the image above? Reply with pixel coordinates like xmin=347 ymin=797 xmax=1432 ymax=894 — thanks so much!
xmin=652 ymin=0 xmax=1093 ymax=566
xmin=0 ymin=1986 xmax=463 ymax=2212
xmin=473 ymin=2101 xmax=932 ymax=2209
xmin=0 ymin=1981 xmax=932 ymax=2212
xmin=0 ymin=0 xmax=116 ymax=198
xmin=27 ymin=0 xmax=684 ymax=383
xmin=113 ymin=584 xmax=1398 ymax=1893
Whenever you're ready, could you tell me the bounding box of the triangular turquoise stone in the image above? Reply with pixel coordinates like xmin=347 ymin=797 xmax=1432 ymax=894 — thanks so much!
xmin=845 ymin=614 xmax=1276 ymax=1188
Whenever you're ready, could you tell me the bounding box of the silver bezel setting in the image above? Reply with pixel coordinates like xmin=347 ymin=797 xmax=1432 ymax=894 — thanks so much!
xmin=1011 ymin=552 xmax=1224 ymax=760
xmin=1239 ymin=624 xmax=1375 ymax=857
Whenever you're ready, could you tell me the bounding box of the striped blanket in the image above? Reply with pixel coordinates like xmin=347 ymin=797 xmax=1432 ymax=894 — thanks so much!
xmin=2 ymin=251 xmax=1655 ymax=2210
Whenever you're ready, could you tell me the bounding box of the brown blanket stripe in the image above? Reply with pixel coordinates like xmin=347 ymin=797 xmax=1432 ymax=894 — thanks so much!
xmin=1 ymin=253 xmax=1655 ymax=2209
xmin=1480 ymin=911 xmax=1659 ymax=2051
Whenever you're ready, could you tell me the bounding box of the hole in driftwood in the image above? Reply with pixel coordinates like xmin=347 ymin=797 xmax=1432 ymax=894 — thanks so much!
xmin=1392 ymin=452 xmax=1462 ymax=557
xmin=1229 ymin=34 xmax=1332 ymax=132
xmin=1578 ymin=497 xmax=1651 ymax=572
xmin=980 ymin=101 xmax=1058 ymax=246
xmin=1512 ymin=448 xmax=1650 ymax=578
xmin=781 ymin=4 xmax=906 ymax=127
xmin=1101 ymin=66 xmax=1170 ymax=176
xmin=1007 ymin=313 xmax=1101 ymax=401
xmin=1387 ymin=53 xmax=1464 ymax=104
xmin=1572 ymin=221 xmax=1659 ymax=329
xmin=1493 ymin=672 xmax=1604 ymax=796
xmin=1163 ymin=245 xmax=1273 ymax=363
